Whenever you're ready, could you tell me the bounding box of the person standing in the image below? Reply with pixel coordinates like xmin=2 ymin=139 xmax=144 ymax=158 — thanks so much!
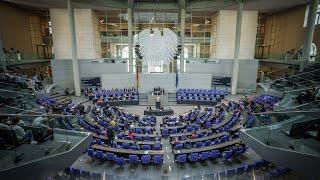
xmin=107 ymin=124 xmax=115 ymax=147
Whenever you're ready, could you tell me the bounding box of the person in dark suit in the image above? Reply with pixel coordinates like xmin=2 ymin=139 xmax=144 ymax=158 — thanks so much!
xmin=107 ymin=124 xmax=115 ymax=147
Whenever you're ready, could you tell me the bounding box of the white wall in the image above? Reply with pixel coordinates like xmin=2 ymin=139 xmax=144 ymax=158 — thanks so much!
xmin=215 ymin=10 xmax=258 ymax=59
xmin=101 ymin=74 xmax=136 ymax=90
xmin=178 ymin=74 xmax=212 ymax=89
xmin=140 ymin=74 xmax=176 ymax=93
xmin=50 ymin=9 xmax=101 ymax=59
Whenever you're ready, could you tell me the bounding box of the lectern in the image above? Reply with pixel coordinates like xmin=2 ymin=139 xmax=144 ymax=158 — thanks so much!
xmin=156 ymin=96 xmax=161 ymax=109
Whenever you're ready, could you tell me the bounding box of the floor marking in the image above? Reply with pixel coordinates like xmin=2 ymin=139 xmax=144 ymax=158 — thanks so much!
xmin=167 ymin=155 xmax=170 ymax=159
xmin=169 ymin=165 xmax=171 ymax=172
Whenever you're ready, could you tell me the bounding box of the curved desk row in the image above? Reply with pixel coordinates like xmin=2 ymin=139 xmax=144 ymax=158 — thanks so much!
xmin=173 ymin=138 xmax=242 ymax=155
xmin=91 ymin=144 xmax=164 ymax=155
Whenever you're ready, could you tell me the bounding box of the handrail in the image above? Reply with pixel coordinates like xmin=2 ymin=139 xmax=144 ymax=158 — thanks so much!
xmin=253 ymin=109 xmax=320 ymax=115
xmin=274 ymin=68 xmax=320 ymax=81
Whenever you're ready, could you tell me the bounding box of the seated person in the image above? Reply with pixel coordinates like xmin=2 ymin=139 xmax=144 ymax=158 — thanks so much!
xmin=97 ymin=98 xmax=104 ymax=104
xmin=190 ymin=131 xmax=197 ymax=139
xmin=12 ymin=117 xmax=37 ymax=144
xmin=171 ymin=137 xmax=180 ymax=146
xmin=31 ymin=116 xmax=53 ymax=141
xmin=181 ymin=130 xmax=187 ymax=140
xmin=128 ymin=131 xmax=136 ymax=140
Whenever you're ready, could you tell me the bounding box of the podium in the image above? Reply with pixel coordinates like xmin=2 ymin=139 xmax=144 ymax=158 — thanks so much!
xmin=147 ymin=93 xmax=168 ymax=106
xmin=156 ymin=97 xmax=161 ymax=109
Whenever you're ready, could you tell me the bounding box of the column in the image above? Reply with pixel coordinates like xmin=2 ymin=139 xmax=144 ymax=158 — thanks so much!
xmin=231 ymin=0 xmax=243 ymax=95
xmin=67 ymin=0 xmax=81 ymax=96
xmin=180 ymin=8 xmax=186 ymax=73
xmin=0 ymin=36 xmax=6 ymax=72
xmin=300 ymin=0 xmax=319 ymax=72
xmin=128 ymin=8 xmax=133 ymax=73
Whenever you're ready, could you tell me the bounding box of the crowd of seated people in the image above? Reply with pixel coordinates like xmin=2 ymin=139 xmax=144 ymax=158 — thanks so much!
xmin=177 ymin=88 xmax=227 ymax=103
xmin=0 ymin=115 xmax=53 ymax=149
xmin=85 ymin=87 xmax=138 ymax=102
xmin=37 ymin=96 xmax=72 ymax=113
xmin=152 ymin=87 xmax=165 ymax=95
xmin=0 ymin=72 xmax=42 ymax=91
xmin=160 ymin=104 xmax=248 ymax=164
xmin=70 ymin=104 xmax=164 ymax=165
xmin=295 ymin=87 xmax=320 ymax=104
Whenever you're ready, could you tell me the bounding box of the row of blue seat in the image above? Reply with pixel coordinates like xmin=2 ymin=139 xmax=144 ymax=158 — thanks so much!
xmin=87 ymin=149 xmax=163 ymax=166
xmin=117 ymin=133 xmax=159 ymax=142
xmin=178 ymin=89 xmax=227 ymax=95
xmin=174 ymin=135 xmax=230 ymax=150
xmin=176 ymin=150 xmax=220 ymax=164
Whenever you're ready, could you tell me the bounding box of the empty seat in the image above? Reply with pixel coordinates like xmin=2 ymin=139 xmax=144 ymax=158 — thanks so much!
xmin=176 ymin=154 xmax=187 ymax=165
xmin=209 ymin=150 xmax=220 ymax=159
xmin=199 ymin=152 xmax=209 ymax=160
xmin=188 ymin=153 xmax=199 ymax=162
xmin=115 ymin=156 xmax=125 ymax=167
xmin=129 ymin=155 xmax=139 ymax=164
xmin=153 ymin=155 xmax=163 ymax=164
xmin=141 ymin=155 xmax=151 ymax=165
xmin=94 ymin=150 xmax=104 ymax=160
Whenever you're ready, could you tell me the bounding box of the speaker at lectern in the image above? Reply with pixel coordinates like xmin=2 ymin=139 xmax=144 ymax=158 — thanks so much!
xmin=156 ymin=96 xmax=161 ymax=109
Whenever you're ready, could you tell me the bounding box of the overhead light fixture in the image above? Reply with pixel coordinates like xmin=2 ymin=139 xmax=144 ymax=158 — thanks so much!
xmin=193 ymin=24 xmax=200 ymax=27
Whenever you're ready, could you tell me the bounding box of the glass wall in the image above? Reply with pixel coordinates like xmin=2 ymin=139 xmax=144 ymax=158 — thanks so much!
xmin=96 ymin=10 xmax=216 ymax=73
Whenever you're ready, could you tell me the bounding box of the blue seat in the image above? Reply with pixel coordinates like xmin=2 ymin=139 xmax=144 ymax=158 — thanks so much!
xmin=153 ymin=155 xmax=163 ymax=164
xmin=188 ymin=153 xmax=199 ymax=162
xmin=174 ymin=143 xmax=183 ymax=150
xmin=141 ymin=155 xmax=151 ymax=165
xmin=153 ymin=143 xmax=162 ymax=150
xmin=199 ymin=152 xmax=209 ymax=160
xmin=87 ymin=148 xmax=95 ymax=158
xmin=94 ymin=150 xmax=104 ymax=160
xmin=162 ymin=128 xmax=169 ymax=137
xmin=171 ymin=128 xmax=178 ymax=134
xmin=236 ymin=165 xmax=246 ymax=174
xmin=106 ymin=152 xmax=115 ymax=161
xmin=222 ymin=150 xmax=233 ymax=160
xmin=122 ymin=142 xmax=130 ymax=149
xmin=129 ymin=155 xmax=139 ymax=164
xmin=186 ymin=126 xmax=193 ymax=133
xmin=136 ymin=128 xmax=142 ymax=134
xmin=176 ymin=154 xmax=187 ymax=165
xmin=195 ymin=142 xmax=203 ymax=148
xmin=115 ymin=156 xmax=125 ymax=167
xmin=204 ymin=140 xmax=211 ymax=146
xmin=96 ymin=139 xmax=102 ymax=145
xmin=209 ymin=150 xmax=220 ymax=159
xmin=130 ymin=145 xmax=139 ymax=150
xmin=142 ymin=145 xmax=151 ymax=150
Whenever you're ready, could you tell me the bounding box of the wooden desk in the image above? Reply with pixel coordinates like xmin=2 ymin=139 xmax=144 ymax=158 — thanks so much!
xmin=93 ymin=134 xmax=108 ymax=141
xmin=91 ymin=144 xmax=164 ymax=155
xmin=176 ymin=132 xmax=228 ymax=144
xmin=211 ymin=115 xmax=232 ymax=130
xmin=173 ymin=138 xmax=242 ymax=155
xmin=169 ymin=129 xmax=212 ymax=139
xmin=115 ymin=138 xmax=160 ymax=145
xmin=93 ymin=134 xmax=160 ymax=145
xmin=160 ymin=124 xmax=186 ymax=130
xmin=121 ymin=132 xmax=160 ymax=138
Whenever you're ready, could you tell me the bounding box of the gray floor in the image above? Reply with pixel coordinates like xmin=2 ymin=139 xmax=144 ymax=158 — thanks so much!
xmin=71 ymin=104 xmax=263 ymax=180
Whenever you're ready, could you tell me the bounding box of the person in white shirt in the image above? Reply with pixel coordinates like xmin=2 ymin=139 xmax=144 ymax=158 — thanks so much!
xmin=12 ymin=117 xmax=37 ymax=144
